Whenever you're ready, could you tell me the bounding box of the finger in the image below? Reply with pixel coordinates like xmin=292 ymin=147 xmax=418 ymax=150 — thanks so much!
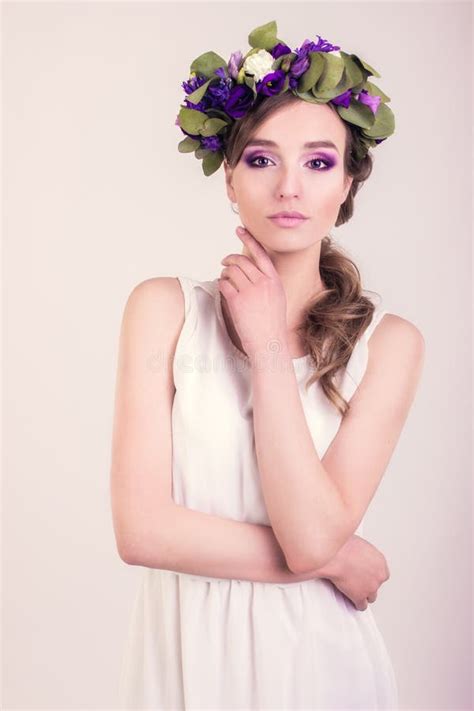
xmin=221 ymin=254 xmax=263 ymax=283
xmin=236 ymin=227 xmax=275 ymax=278
xmin=218 ymin=276 xmax=237 ymax=298
xmin=220 ymin=264 xmax=249 ymax=292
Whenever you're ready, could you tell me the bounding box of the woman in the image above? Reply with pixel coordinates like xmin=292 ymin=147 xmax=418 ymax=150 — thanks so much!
xmin=112 ymin=21 xmax=425 ymax=709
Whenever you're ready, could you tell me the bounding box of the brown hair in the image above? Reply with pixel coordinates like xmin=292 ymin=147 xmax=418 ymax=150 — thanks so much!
xmin=223 ymin=91 xmax=380 ymax=418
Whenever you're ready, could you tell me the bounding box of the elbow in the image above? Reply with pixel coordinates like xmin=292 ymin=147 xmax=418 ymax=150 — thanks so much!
xmin=117 ymin=543 xmax=141 ymax=566
xmin=287 ymin=553 xmax=324 ymax=575
xmin=286 ymin=541 xmax=325 ymax=574
xmin=287 ymin=534 xmax=350 ymax=575
xmin=288 ymin=549 xmax=339 ymax=576
xmin=116 ymin=531 xmax=145 ymax=566
xmin=289 ymin=509 xmax=358 ymax=575
xmin=113 ymin=504 xmax=174 ymax=568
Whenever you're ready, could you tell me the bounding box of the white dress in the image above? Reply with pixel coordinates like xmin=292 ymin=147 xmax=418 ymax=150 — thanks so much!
xmin=118 ymin=276 xmax=399 ymax=710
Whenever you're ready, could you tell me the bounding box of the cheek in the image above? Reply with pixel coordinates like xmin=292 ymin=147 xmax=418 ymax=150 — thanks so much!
xmin=314 ymin=173 xmax=346 ymax=204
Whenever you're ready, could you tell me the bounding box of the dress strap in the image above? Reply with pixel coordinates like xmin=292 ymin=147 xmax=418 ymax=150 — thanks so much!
xmin=174 ymin=275 xmax=198 ymax=355
xmin=338 ymin=301 xmax=388 ymax=404
xmin=364 ymin=304 xmax=388 ymax=342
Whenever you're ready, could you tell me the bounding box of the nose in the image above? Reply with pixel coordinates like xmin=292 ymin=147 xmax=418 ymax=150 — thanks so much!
xmin=274 ymin=166 xmax=301 ymax=200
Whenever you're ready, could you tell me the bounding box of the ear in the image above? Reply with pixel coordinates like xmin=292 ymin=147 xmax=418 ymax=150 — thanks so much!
xmin=224 ymin=159 xmax=236 ymax=203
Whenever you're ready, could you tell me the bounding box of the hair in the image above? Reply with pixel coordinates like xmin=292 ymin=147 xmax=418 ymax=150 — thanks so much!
xmin=222 ymin=90 xmax=380 ymax=418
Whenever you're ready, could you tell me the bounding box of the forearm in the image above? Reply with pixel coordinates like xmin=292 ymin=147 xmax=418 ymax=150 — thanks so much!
xmin=250 ymin=344 xmax=351 ymax=572
xmin=125 ymin=502 xmax=337 ymax=584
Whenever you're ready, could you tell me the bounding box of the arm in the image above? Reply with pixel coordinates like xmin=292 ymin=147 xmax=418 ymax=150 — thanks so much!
xmin=109 ymin=277 xmax=340 ymax=585
xmin=125 ymin=501 xmax=339 ymax=584
xmin=250 ymin=315 xmax=425 ymax=574
xmin=218 ymin=233 xmax=424 ymax=575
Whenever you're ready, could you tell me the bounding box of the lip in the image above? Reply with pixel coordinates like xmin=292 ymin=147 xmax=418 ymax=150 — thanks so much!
xmin=269 ymin=211 xmax=307 ymax=218
xmin=268 ymin=215 xmax=308 ymax=228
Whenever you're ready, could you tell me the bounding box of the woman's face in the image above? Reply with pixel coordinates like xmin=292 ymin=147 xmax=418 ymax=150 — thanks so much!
xmin=225 ymin=100 xmax=353 ymax=250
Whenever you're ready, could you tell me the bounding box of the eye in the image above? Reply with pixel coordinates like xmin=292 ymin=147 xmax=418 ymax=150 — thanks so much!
xmin=248 ymin=155 xmax=272 ymax=168
xmin=308 ymin=157 xmax=331 ymax=171
xmin=247 ymin=155 xmax=331 ymax=171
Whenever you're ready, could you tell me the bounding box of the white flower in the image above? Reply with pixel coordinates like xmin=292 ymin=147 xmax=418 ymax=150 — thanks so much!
xmin=242 ymin=49 xmax=275 ymax=82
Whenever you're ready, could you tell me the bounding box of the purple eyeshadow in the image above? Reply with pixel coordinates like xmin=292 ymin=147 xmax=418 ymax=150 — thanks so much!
xmin=243 ymin=150 xmax=337 ymax=169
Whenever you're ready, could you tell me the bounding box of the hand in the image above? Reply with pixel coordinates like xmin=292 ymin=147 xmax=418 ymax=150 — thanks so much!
xmin=218 ymin=226 xmax=288 ymax=359
xmin=319 ymin=535 xmax=391 ymax=612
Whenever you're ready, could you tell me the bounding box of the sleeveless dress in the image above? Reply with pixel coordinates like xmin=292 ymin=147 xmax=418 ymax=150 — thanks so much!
xmin=117 ymin=276 xmax=399 ymax=710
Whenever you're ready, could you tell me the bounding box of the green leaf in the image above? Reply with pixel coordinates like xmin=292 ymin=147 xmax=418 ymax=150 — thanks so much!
xmin=349 ymin=53 xmax=380 ymax=80
xmin=316 ymin=65 xmax=353 ymax=100
xmin=359 ymin=56 xmax=381 ymax=78
xmin=178 ymin=107 xmax=206 ymax=133
xmin=316 ymin=53 xmax=345 ymax=92
xmin=334 ymin=96 xmax=376 ymax=129
xmin=243 ymin=74 xmax=258 ymax=97
xmin=312 ymin=84 xmax=349 ymax=101
xmin=364 ymin=80 xmax=391 ymax=103
xmin=340 ymin=53 xmax=364 ymax=87
xmin=273 ymin=52 xmax=297 ymax=73
xmin=312 ymin=67 xmax=352 ymax=101
xmin=248 ymin=20 xmax=278 ymax=50
xmin=200 ymin=117 xmax=228 ymax=136
xmin=186 ymin=78 xmax=213 ymax=105
xmin=293 ymin=89 xmax=328 ymax=104
xmin=206 ymin=109 xmax=232 ymax=123
xmin=178 ymin=136 xmax=200 ymax=153
xmin=190 ymin=51 xmax=228 ymax=79
xmin=297 ymin=52 xmax=325 ymax=93
xmin=279 ymin=73 xmax=290 ymax=93
xmin=195 ymin=146 xmax=210 ymax=159
xmin=202 ymin=150 xmax=224 ymax=176
xmin=362 ymin=102 xmax=395 ymax=138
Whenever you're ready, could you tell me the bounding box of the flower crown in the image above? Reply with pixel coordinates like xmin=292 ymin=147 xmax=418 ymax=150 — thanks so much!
xmin=175 ymin=20 xmax=395 ymax=177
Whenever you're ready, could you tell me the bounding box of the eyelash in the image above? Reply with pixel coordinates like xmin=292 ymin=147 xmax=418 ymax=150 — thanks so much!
xmin=247 ymin=155 xmax=332 ymax=171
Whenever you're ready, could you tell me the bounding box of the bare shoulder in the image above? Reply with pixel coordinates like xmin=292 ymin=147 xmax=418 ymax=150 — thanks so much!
xmin=125 ymin=276 xmax=184 ymax=313
xmin=123 ymin=276 xmax=185 ymax=332
xmin=119 ymin=276 xmax=186 ymax=371
xmin=360 ymin=311 xmax=426 ymax=408
xmin=370 ymin=312 xmax=425 ymax=362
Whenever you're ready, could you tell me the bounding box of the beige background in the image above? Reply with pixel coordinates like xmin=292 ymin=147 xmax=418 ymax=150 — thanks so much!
xmin=2 ymin=1 xmax=472 ymax=708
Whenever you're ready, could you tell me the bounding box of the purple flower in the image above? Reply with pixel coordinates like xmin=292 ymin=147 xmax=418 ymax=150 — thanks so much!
xmin=181 ymin=73 xmax=210 ymax=111
xmin=357 ymin=89 xmax=381 ymax=115
xmin=313 ymin=35 xmax=341 ymax=53
xmin=290 ymin=52 xmax=310 ymax=79
xmin=181 ymin=73 xmax=207 ymax=96
xmin=206 ymin=70 xmax=233 ymax=109
xmin=271 ymin=42 xmax=292 ymax=59
xmin=331 ymin=89 xmax=352 ymax=109
xmin=256 ymin=69 xmax=287 ymax=96
xmin=181 ymin=68 xmax=233 ymax=113
xmin=201 ymin=135 xmax=223 ymax=152
xmin=288 ymin=75 xmax=299 ymax=90
xmin=228 ymin=50 xmax=243 ymax=79
xmin=224 ymin=84 xmax=255 ymax=118
xmin=289 ymin=35 xmax=341 ymax=80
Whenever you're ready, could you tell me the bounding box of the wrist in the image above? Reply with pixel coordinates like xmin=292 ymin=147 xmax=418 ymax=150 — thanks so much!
xmin=312 ymin=553 xmax=343 ymax=582
xmin=246 ymin=334 xmax=291 ymax=365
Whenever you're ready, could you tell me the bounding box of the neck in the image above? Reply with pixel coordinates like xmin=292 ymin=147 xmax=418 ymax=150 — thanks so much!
xmin=241 ymin=238 xmax=326 ymax=329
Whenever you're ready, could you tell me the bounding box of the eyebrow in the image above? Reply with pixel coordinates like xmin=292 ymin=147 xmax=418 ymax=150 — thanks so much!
xmin=244 ymin=139 xmax=340 ymax=154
